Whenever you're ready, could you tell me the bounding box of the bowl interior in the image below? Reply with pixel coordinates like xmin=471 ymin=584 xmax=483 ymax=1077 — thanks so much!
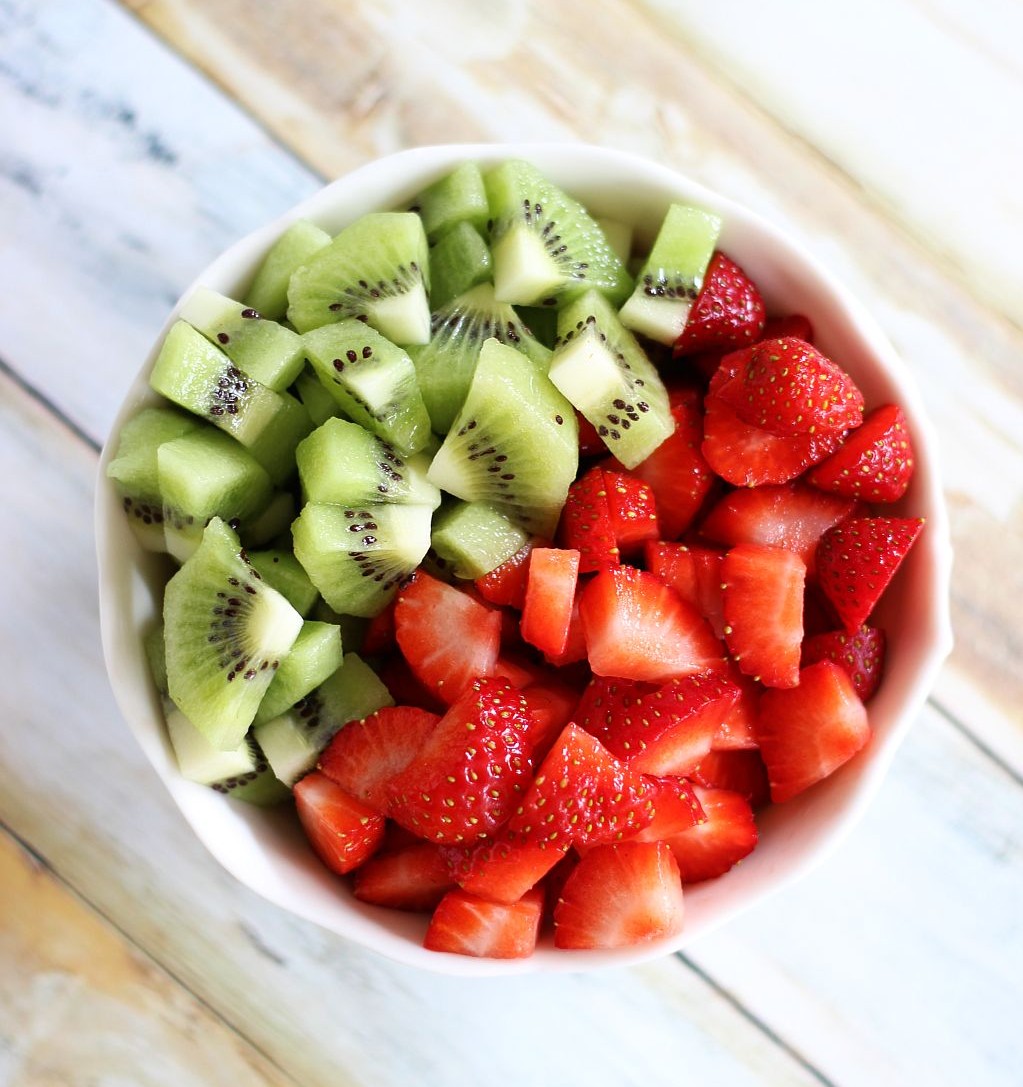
xmin=96 ymin=143 xmax=953 ymax=975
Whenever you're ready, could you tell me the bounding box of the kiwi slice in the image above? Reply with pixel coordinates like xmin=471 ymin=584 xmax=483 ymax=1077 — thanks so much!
xmin=244 ymin=218 xmax=332 ymax=320
xmin=296 ymin=417 xmax=441 ymax=508
xmin=156 ymin=426 xmax=275 ymax=562
xmin=430 ymin=499 xmax=530 ymax=579
xmin=254 ymin=652 xmax=394 ymax=787
xmin=179 ymin=285 xmax=306 ymax=391
xmin=106 ymin=406 xmax=202 ymax=551
xmin=618 ymin=203 xmax=721 ymax=344
xmin=426 ymin=337 xmax=578 ymax=537
xmin=412 ymin=161 xmax=490 ymax=243
xmin=240 ymin=490 xmax=296 ymax=549
xmin=287 ymin=212 xmax=431 ymax=345
xmin=294 ymin=366 xmax=342 ymax=427
xmin=409 ymin=282 xmax=552 ymax=435
xmin=163 ymin=517 xmax=304 ymax=750
xmin=485 ymin=160 xmax=631 ymax=307
xmin=166 ymin=705 xmax=290 ymax=805
xmin=253 ymin=620 xmax=344 ymax=727
xmin=428 ymin=222 xmax=493 ymax=312
xmin=291 ymin=501 xmax=434 ymax=617
xmin=246 ymin=548 xmax=319 ymax=615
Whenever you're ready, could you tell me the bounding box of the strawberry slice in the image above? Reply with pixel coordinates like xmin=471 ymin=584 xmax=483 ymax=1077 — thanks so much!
xmin=644 ymin=540 xmax=726 ymax=639
xmin=602 ymin=469 xmax=660 ymax=556
xmin=760 ymin=314 xmax=813 ymax=342
xmin=756 ymin=660 xmax=871 ymax=802
xmin=722 ymin=543 xmax=805 ymax=688
xmin=318 ymin=704 xmax=440 ymax=812
xmin=815 ymin=516 xmax=924 ymax=632
xmin=474 ymin=537 xmax=541 ymax=609
xmin=293 ymin=771 xmax=386 ymax=876
xmin=352 ymin=841 xmax=459 ymax=911
xmin=806 ymin=403 xmax=915 ymax=502
xmin=690 ymin=750 xmax=770 ymax=809
xmin=702 ymin=391 xmax=847 ymax=487
xmin=719 ymin=337 xmax=864 ymax=435
xmin=553 ymin=840 xmax=685 ymax=950
xmin=801 ymin=624 xmax=886 ymax=701
xmin=557 ymin=465 xmax=620 ymax=573
xmin=619 ymin=383 xmax=717 ymax=539
xmin=394 ymin=570 xmax=502 ymax=703
xmin=699 ymin=482 xmax=859 ymax=571
xmin=374 ymin=654 xmax=447 ymax=714
xmin=631 ymin=776 xmax=706 ymax=840
xmin=454 ymin=838 xmax=565 ymax=905
xmin=503 ymin=722 xmax=656 ymax=851
xmin=576 ymin=409 xmax=607 ymax=457
xmin=424 ymin=887 xmax=544 ymax=959
xmin=665 ymin=785 xmax=758 ymax=883
xmin=711 ymin=665 xmax=761 ymax=750
xmin=519 ymin=677 xmax=581 ymax=760
xmin=385 ymin=677 xmax=535 ymax=844
xmin=520 ymin=547 xmax=580 ymax=658
xmin=673 ymin=252 xmax=766 ymax=356
xmin=575 ymin=671 xmax=739 ymax=776
xmin=361 ymin=598 xmax=397 ymax=656
xmin=580 ymin=565 xmax=727 ymax=682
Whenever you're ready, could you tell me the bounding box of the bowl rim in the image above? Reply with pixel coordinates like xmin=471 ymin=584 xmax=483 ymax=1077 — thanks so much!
xmin=96 ymin=142 xmax=954 ymax=976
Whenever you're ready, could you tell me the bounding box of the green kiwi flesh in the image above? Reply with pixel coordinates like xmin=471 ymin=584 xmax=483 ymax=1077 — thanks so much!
xmin=485 ymin=159 xmax=631 ymax=307
xmin=549 ymin=290 xmax=675 ymax=469
xmin=430 ymin=499 xmax=530 ymax=579
xmin=246 ymin=549 xmax=319 ymax=616
xmin=287 ymin=212 xmax=431 ymax=345
xmin=618 ymin=203 xmax=721 ymax=344
xmin=426 ymin=337 xmax=578 ymax=537
xmin=244 ymin=218 xmax=331 ymax=320
xmin=163 ymin=517 xmax=304 ymax=750
xmin=428 ymin=221 xmax=493 ymax=310
xmin=412 ymin=161 xmax=490 ymax=242
xmin=252 ymin=620 xmax=344 ymax=727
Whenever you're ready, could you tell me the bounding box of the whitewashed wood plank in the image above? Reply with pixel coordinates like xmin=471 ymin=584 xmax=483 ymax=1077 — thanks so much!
xmin=0 ymin=378 xmax=826 ymax=1087
xmin=0 ymin=830 xmax=298 ymax=1087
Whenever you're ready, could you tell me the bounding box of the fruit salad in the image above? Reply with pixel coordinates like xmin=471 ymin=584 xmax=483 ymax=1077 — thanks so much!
xmin=107 ymin=158 xmax=924 ymax=959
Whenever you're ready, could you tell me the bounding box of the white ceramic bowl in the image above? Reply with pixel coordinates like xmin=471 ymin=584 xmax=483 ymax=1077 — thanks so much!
xmin=96 ymin=143 xmax=954 ymax=975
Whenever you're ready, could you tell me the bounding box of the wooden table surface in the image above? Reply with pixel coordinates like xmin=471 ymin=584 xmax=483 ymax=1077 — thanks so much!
xmin=3 ymin=2 xmax=1022 ymax=1084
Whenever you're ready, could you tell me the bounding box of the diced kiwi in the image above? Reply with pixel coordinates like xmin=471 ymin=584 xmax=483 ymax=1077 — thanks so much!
xmin=149 ymin=321 xmax=312 ymax=485
xmin=549 ymin=290 xmax=674 ymax=469
xmin=597 ymin=217 xmax=634 ymax=264
xmin=179 ymin=285 xmax=306 ymax=391
xmin=291 ymin=501 xmax=434 ymax=617
xmin=296 ymin=417 xmax=441 ymax=508
xmin=514 ymin=305 xmax=559 ymax=349
xmin=247 ymin=548 xmax=319 ymax=615
xmin=618 ymin=203 xmax=721 ymax=344
xmin=106 ymin=406 xmax=201 ymax=551
xmin=485 ymin=160 xmax=631 ymax=307
xmin=293 ymin=366 xmax=342 ymax=426
xmin=409 ymin=282 xmax=552 ymax=435
xmin=156 ymin=426 xmax=275 ymax=562
xmin=244 ymin=218 xmax=332 ymax=320
xmin=253 ymin=652 xmax=393 ymax=787
xmin=145 ymin=622 xmax=168 ymax=695
xmin=287 ymin=212 xmax=431 ymax=345
xmin=253 ymin=620 xmax=344 ymax=726
xmin=239 ymin=490 xmax=296 ymax=549
xmin=302 ymin=320 xmax=432 ymax=455
xmin=412 ymin=161 xmax=490 ymax=242
xmin=166 ymin=705 xmax=289 ymax=805
xmin=430 ymin=499 xmax=530 ymax=579
xmin=163 ymin=517 xmax=304 ymax=750
xmin=426 ymin=337 xmax=578 ymax=537
xmin=428 ymin=221 xmax=493 ymax=311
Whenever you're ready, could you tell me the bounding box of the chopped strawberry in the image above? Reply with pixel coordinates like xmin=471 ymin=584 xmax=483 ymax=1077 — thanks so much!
xmin=575 ymin=671 xmax=739 ymax=776
xmin=644 ymin=540 xmax=727 ymax=639
xmin=557 ymin=465 xmax=620 ymax=573
xmin=815 ymin=516 xmax=924 ymax=632
xmin=424 ymin=887 xmax=544 ymax=959
xmin=293 ymin=771 xmax=386 ymax=876
xmin=760 ymin=314 xmax=813 ymax=342
xmin=360 ymin=598 xmax=396 ymax=656
xmin=580 ymin=565 xmax=727 ymax=683
xmin=665 ymin=785 xmax=758 ymax=883
xmin=474 ymin=538 xmax=541 ymax=609
xmin=756 ymin=660 xmax=871 ymax=802
xmin=576 ymin=410 xmax=607 ymax=457
xmin=722 ymin=543 xmax=805 ymax=688
xmin=690 ymin=750 xmax=771 ymax=809
xmin=702 ymin=392 xmax=846 ymax=487
xmin=619 ymin=384 xmax=717 ymax=539
xmin=520 ymin=547 xmax=580 ymax=658
xmin=699 ymin=482 xmax=859 ymax=570
xmin=673 ymin=252 xmax=766 ymax=356
xmin=802 ymin=624 xmax=886 ymax=701
xmin=806 ymin=403 xmax=915 ymax=502
xmin=492 ymin=651 xmax=544 ymax=689
xmin=602 ymin=469 xmax=660 ymax=556
xmin=519 ymin=677 xmax=582 ymax=760
xmin=394 ymin=570 xmax=502 ymax=703
xmin=318 ymin=704 xmax=439 ymax=812
xmin=710 ymin=665 xmax=761 ymax=750
xmin=455 ymin=838 xmax=565 ymax=905
xmin=385 ymin=677 xmax=535 ymax=844
xmin=553 ymin=840 xmax=685 ymax=950
xmin=543 ymin=589 xmax=589 ymax=667
xmin=374 ymin=654 xmax=447 ymax=714
xmin=630 ymin=776 xmax=706 ymax=840
xmin=352 ymin=841 xmax=459 ymax=911
xmin=503 ymin=723 xmax=656 ymax=850
xmin=719 ymin=337 xmax=864 ymax=435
